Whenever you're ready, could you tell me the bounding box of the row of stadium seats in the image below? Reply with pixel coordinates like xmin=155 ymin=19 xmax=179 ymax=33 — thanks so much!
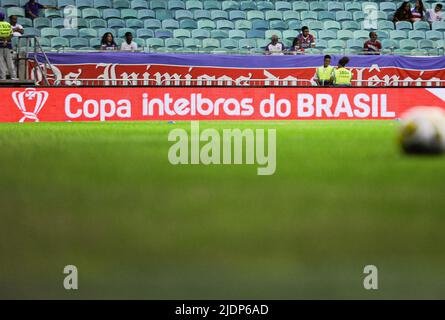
xmin=1 ymin=0 xmax=441 ymax=11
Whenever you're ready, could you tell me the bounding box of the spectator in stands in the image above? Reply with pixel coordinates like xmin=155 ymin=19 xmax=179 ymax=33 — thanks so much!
xmin=363 ymin=31 xmax=381 ymax=54
xmin=0 ymin=12 xmax=17 ymax=80
xmin=314 ymin=55 xmax=334 ymax=86
xmin=393 ymin=2 xmax=413 ymax=23
xmin=100 ymin=32 xmax=117 ymax=50
xmin=333 ymin=57 xmax=352 ymax=87
xmin=120 ymin=32 xmax=138 ymax=51
xmin=427 ymin=4 xmax=443 ymax=24
xmin=411 ymin=0 xmax=426 ymax=22
xmin=9 ymin=15 xmax=23 ymax=37
xmin=265 ymin=34 xmax=285 ymax=55
xmin=24 ymin=0 xmax=58 ymax=19
xmin=292 ymin=26 xmax=316 ymax=52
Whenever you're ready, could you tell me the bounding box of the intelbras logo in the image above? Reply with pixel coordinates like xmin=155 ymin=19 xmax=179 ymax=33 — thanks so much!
xmin=12 ymin=88 xmax=49 ymax=123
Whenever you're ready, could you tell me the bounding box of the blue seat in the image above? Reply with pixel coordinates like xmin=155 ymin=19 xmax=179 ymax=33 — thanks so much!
xmin=216 ymin=20 xmax=234 ymax=30
xmin=137 ymin=10 xmax=155 ymax=19
xmin=211 ymin=29 xmax=228 ymax=39
xmin=103 ymin=8 xmax=121 ymax=20
xmin=257 ymin=1 xmax=274 ymax=11
xmin=275 ymin=1 xmax=291 ymax=11
xmin=221 ymin=1 xmax=239 ymax=11
xmin=240 ymin=1 xmax=256 ymax=11
xmin=301 ymin=11 xmax=317 ymax=21
xmin=175 ymin=9 xmax=193 ymax=20
xmin=228 ymin=29 xmax=245 ymax=40
xmin=154 ymin=29 xmax=173 ymax=38
xmin=144 ymin=19 xmax=161 ymax=30
xmin=318 ymin=11 xmax=335 ymax=21
xmin=150 ymin=0 xmax=166 ymax=10
xmin=246 ymin=30 xmax=265 ymax=39
xmin=426 ymin=30 xmax=443 ymax=41
xmin=270 ymin=20 xmax=287 ymax=31
xmin=346 ymin=39 xmax=363 ymax=50
xmin=408 ymin=30 xmax=425 ymax=40
xmin=94 ymin=0 xmax=111 ymax=8
xmin=131 ymin=0 xmax=148 ymax=9
xmin=191 ymin=29 xmax=210 ymax=39
xmin=319 ymin=30 xmax=337 ymax=40
xmin=162 ymin=19 xmax=180 ymax=30
xmin=396 ymin=21 xmax=413 ymax=30
xmin=292 ymin=1 xmax=309 ymax=12
xmin=252 ymin=20 xmax=269 ymax=31
xmin=79 ymin=28 xmax=97 ymax=38
xmin=89 ymin=18 xmax=107 ymax=29
xmin=221 ymin=38 xmax=238 ymax=50
xmin=229 ymin=10 xmax=246 ymax=21
xmin=108 ymin=18 xmax=125 ymax=29
xmin=211 ymin=10 xmax=229 ymax=20
xmin=126 ymin=19 xmax=143 ymax=29
xmin=167 ymin=0 xmax=185 ymax=10
xmin=194 ymin=10 xmax=211 ymax=20
xmin=113 ymin=0 xmax=130 ymax=9
xmin=336 ymin=11 xmax=353 ymax=22
xmin=70 ymin=37 xmax=89 ymax=49
xmin=179 ymin=19 xmax=197 ymax=29
xmin=136 ymin=29 xmax=154 ymax=39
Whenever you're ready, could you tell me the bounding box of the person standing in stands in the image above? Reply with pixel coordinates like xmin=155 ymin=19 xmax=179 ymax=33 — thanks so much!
xmin=314 ymin=55 xmax=334 ymax=86
xmin=392 ymin=2 xmax=413 ymax=23
xmin=24 ymin=0 xmax=58 ymax=19
xmin=9 ymin=15 xmax=24 ymax=37
xmin=427 ymin=4 xmax=443 ymax=24
xmin=100 ymin=32 xmax=117 ymax=50
xmin=265 ymin=34 xmax=285 ymax=55
xmin=411 ymin=0 xmax=426 ymax=22
xmin=120 ymin=32 xmax=138 ymax=51
xmin=363 ymin=31 xmax=381 ymax=54
xmin=292 ymin=26 xmax=316 ymax=53
xmin=0 ymin=12 xmax=17 ymax=80
xmin=333 ymin=57 xmax=353 ymax=87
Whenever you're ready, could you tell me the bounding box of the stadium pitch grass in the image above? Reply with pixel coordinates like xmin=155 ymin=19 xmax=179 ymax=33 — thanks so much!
xmin=1 ymin=120 xmax=445 ymax=299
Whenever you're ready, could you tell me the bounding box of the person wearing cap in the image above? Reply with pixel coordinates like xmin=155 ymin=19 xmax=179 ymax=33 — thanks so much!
xmin=0 ymin=11 xmax=17 ymax=80
xmin=265 ymin=34 xmax=285 ymax=55
xmin=314 ymin=55 xmax=334 ymax=86
xmin=23 ymin=0 xmax=58 ymax=19
xmin=333 ymin=57 xmax=353 ymax=87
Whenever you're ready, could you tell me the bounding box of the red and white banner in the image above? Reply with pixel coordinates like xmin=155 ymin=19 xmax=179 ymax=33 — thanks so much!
xmin=1 ymin=87 xmax=444 ymax=123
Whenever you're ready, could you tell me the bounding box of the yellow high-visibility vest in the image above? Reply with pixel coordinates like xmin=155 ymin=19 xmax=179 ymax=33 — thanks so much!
xmin=0 ymin=21 xmax=12 ymax=38
xmin=316 ymin=66 xmax=334 ymax=81
xmin=333 ymin=67 xmax=353 ymax=85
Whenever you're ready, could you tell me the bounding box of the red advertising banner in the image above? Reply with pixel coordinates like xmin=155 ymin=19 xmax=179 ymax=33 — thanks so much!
xmin=1 ymin=87 xmax=444 ymax=123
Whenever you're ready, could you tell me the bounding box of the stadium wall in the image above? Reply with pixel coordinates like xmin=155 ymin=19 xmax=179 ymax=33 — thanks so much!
xmin=2 ymin=87 xmax=445 ymax=123
xmin=28 ymin=53 xmax=445 ymax=86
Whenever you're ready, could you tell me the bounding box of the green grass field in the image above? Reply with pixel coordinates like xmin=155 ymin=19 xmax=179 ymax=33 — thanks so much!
xmin=1 ymin=120 xmax=445 ymax=299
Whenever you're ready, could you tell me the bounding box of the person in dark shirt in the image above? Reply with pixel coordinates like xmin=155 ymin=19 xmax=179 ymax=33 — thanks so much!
xmin=100 ymin=32 xmax=117 ymax=50
xmin=24 ymin=0 xmax=58 ymax=19
xmin=393 ymin=1 xmax=413 ymax=23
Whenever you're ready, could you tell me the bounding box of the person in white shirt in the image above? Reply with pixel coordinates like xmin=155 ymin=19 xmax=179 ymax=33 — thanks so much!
xmin=265 ymin=34 xmax=285 ymax=55
xmin=427 ymin=4 xmax=443 ymax=24
xmin=9 ymin=15 xmax=23 ymax=37
xmin=120 ymin=32 xmax=138 ymax=51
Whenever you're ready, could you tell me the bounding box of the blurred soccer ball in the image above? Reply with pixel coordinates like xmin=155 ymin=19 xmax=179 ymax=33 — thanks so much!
xmin=399 ymin=107 xmax=445 ymax=154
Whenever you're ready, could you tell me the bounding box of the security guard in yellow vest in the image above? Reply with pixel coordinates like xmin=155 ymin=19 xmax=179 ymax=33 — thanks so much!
xmin=0 ymin=11 xmax=16 ymax=80
xmin=333 ymin=56 xmax=353 ymax=87
xmin=315 ymin=55 xmax=334 ymax=86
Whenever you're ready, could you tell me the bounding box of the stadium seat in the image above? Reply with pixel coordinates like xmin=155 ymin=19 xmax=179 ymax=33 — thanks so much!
xmin=257 ymin=1 xmax=274 ymax=11
xmin=282 ymin=30 xmax=298 ymax=41
xmin=51 ymin=37 xmax=69 ymax=48
xmin=292 ymin=1 xmax=309 ymax=12
xmin=202 ymin=38 xmax=220 ymax=49
xmin=316 ymin=39 xmax=328 ymax=50
xmin=221 ymin=38 xmax=238 ymax=49
xmin=301 ymin=11 xmax=317 ymax=21
xmin=17 ymin=17 xmax=33 ymax=28
xmin=216 ymin=20 xmax=235 ymax=30
xmin=211 ymin=29 xmax=229 ymax=39
xmin=121 ymin=9 xmax=138 ymax=19
xmin=376 ymin=30 xmax=389 ymax=40
xmin=288 ymin=20 xmax=301 ymax=30
xmin=137 ymin=10 xmax=155 ymax=19
xmin=146 ymin=38 xmax=164 ymax=49
xmin=378 ymin=20 xmax=395 ymax=31
xmin=186 ymin=1 xmax=203 ymax=10
xmin=131 ymin=0 xmax=148 ymax=9
xmin=399 ymin=39 xmax=418 ymax=50
xmin=117 ymin=27 xmax=133 ymax=38
xmin=324 ymin=20 xmax=341 ymax=31
xmin=211 ymin=10 xmax=229 ymax=20
xmin=179 ymin=19 xmax=197 ymax=29
xmin=23 ymin=27 xmax=40 ymax=37
xmin=413 ymin=21 xmax=431 ymax=31
xmin=318 ymin=11 xmax=336 ymax=22
xmin=228 ymin=29 xmax=245 ymax=40
xmin=150 ymin=0 xmax=166 ymax=10
xmin=34 ymin=17 xmax=51 ymax=28
xmin=165 ymin=38 xmax=183 ymax=49
xmin=283 ymin=11 xmax=300 ymax=22
xmin=328 ymin=39 xmax=345 ymax=49
xmin=44 ymin=9 xmax=62 ymax=18
xmin=155 ymin=9 xmax=172 ymax=20
xmin=126 ymin=19 xmax=143 ymax=29
xmin=336 ymin=11 xmax=353 ymax=22
xmin=76 ymin=0 xmax=93 ymax=9
xmin=162 ymin=19 xmax=180 ymax=30
xmin=380 ymin=2 xmax=397 ymax=13
xmin=265 ymin=10 xmax=282 ymax=21
xmin=173 ymin=29 xmax=190 ymax=39
xmin=154 ymin=29 xmax=173 ymax=39
xmin=240 ymin=1 xmax=256 ymax=11
xmin=229 ymin=11 xmax=247 ymax=21
xmin=396 ymin=21 xmax=413 ymax=30
xmin=256 ymin=38 xmax=269 ymax=49
xmin=197 ymin=19 xmax=216 ymax=30
xmin=93 ymin=0 xmax=111 ymax=8
xmin=353 ymin=11 xmax=365 ymax=22
xmin=137 ymin=29 xmax=154 ymax=39
xmin=346 ymin=39 xmax=363 ymax=50
xmin=426 ymin=30 xmax=443 ymax=41
xmin=319 ymin=30 xmax=337 ymax=40
xmin=98 ymin=28 xmax=115 ymax=37
xmin=52 ymin=18 xmax=66 ymax=28
xmin=328 ymin=2 xmax=344 ymax=12
xmin=113 ymin=0 xmax=130 ymax=9
xmin=79 ymin=28 xmax=97 ymax=38
xmin=103 ymin=9 xmax=121 ymax=20
xmin=41 ymin=27 xmax=59 ymax=38
xmin=143 ymin=19 xmax=161 ymax=30
xmin=89 ymin=18 xmax=107 ymax=29
xmin=408 ymin=30 xmax=426 ymax=40
xmin=308 ymin=21 xmax=323 ymax=31
xmin=246 ymin=29 xmax=265 ymax=39
xmin=191 ymin=29 xmax=210 ymax=39
xmin=344 ymin=2 xmax=362 ymax=12
xmin=265 ymin=30 xmax=282 ymax=40
xmin=222 ymin=1 xmax=239 ymax=11
xmin=175 ymin=10 xmax=193 ymax=20
xmin=337 ymin=30 xmax=354 ymax=41
xmin=108 ymin=18 xmax=125 ymax=29
xmin=70 ymin=37 xmax=89 ymax=49
xmin=342 ymin=21 xmax=361 ymax=30
xmin=247 ymin=10 xmax=264 ymax=21
xmin=362 ymin=2 xmax=378 ymax=11
xmin=390 ymin=30 xmax=407 ymax=40
xmin=275 ymin=1 xmax=292 ymax=11
xmin=238 ymin=38 xmax=256 ymax=49
xmin=382 ymin=39 xmax=399 ymax=49
xmin=183 ymin=38 xmax=200 ymax=48
xmin=58 ymin=0 xmax=75 ymax=7
xmin=353 ymin=30 xmax=369 ymax=41
xmin=1 ymin=0 xmax=20 ymax=7
xmin=419 ymin=39 xmax=435 ymax=50
xmin=194 ymin=10 xmax=211 ymax=20
xmin=310 ymin=2 xmax=328 ymax=12
xmin=235 ymin=20 xmax=252 ymax=31
xmin=270 ymin=21 xmax=287 ymax=31
xmin=203 ymin=1 xmax=220 ymax=10
xmin=432 ymin=21 xmax=445 ymax=32
xmin=82 ymin=8 xmax=100 ymax=19
xmin=168 ymin=0 xmax=185 ymax=10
